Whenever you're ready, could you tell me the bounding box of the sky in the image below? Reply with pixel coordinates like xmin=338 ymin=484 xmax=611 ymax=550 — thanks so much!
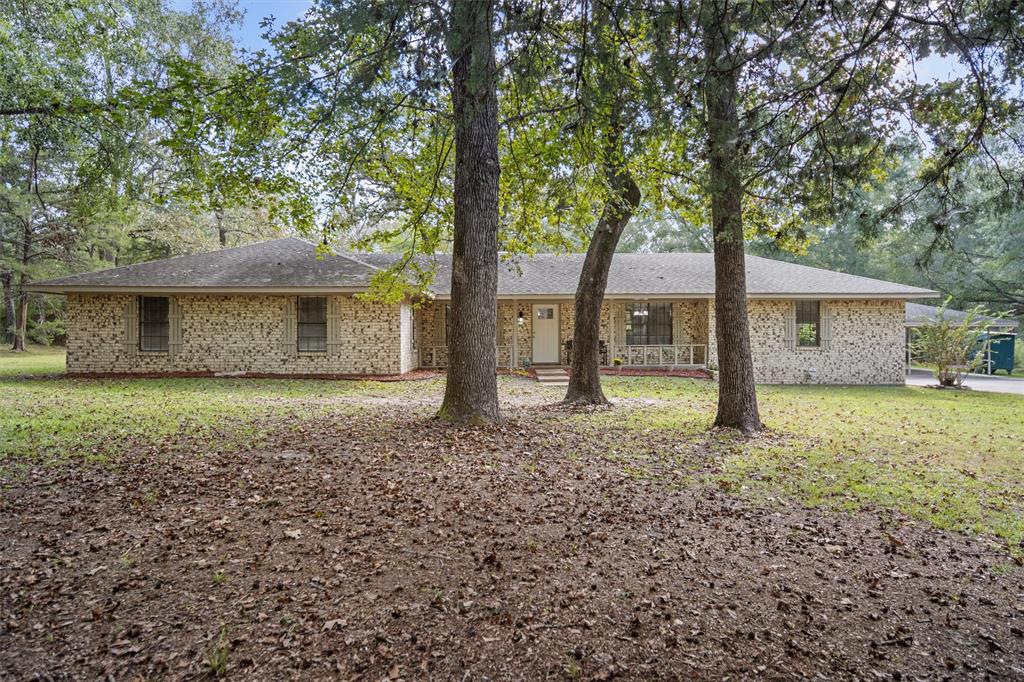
xmin=184 ymin=0 xmax=967 ymax=81
xmin=171 ymin=0 xmax=314 ymax=52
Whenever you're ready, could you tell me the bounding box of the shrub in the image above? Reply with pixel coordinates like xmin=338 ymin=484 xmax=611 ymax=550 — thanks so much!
xmin=910 ymin=301 xmax=1005 ymax=387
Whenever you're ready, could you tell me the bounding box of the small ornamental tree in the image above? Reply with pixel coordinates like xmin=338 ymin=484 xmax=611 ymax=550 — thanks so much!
xmin=911 ymin=302 xmax=1005 ymax=387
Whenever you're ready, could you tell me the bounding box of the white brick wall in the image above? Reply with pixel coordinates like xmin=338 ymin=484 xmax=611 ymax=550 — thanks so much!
xmin=66 ymin=294 xmax=409 ymax=375
xmin=66 ymin=293 xmax=906 ymax=382
xmin=707 ymin=298 xmax=905 ymax=384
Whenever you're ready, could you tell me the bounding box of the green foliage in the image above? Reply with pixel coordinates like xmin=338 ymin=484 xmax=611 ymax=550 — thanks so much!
xmin=0 ymin=0 xmax=287 ymax=346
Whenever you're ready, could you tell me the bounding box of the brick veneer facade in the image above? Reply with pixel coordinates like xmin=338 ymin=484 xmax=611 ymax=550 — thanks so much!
xmin=66 ymin=293 xmax=906 ymax=383
xmin=66 ymin=294 xmax=412 ymax=375
xmin=706 ymin=298 xmax=906 ymax=384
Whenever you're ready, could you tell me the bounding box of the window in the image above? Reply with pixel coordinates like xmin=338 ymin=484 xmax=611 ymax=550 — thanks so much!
xmin=139 ymin=296 xmax=169 ymax=352
xmin=796 ymin=300 xmax=820 ymax=347
xmin=624 ymin=302 xmax=672 ymax=345
xmin=297 ymin=296 xmax=327 ymax=352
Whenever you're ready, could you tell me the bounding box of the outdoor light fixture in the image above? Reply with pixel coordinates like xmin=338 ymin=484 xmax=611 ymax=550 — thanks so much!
xmin=517 ymin=310 xmax=525 ymax=325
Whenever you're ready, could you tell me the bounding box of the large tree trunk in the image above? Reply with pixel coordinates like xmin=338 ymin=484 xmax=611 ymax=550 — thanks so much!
xmin=437 ymin=0 xmax=501 ymax=425
xmin=703 ymin=11 xmax=762 ymax=434
xmin=562 ymin=1 xmax=640 ymax=405
xmin=563 ymin=152 xmax=640 ymax=404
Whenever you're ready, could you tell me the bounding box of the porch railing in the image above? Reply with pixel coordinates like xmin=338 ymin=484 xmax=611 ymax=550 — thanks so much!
xmin=420 ymin=345 xmax=515 ymax=369
xmin=421 ymin=344 xmax=706 ymax=368
xmin=608 ymin=344 xmax=707 ymax=367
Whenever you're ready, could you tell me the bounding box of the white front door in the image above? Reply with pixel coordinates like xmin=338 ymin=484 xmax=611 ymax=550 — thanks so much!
xmin=532 ymin=304 xmax=560 ymax=364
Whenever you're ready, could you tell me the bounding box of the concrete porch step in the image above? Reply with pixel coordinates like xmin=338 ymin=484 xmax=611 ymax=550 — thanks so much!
xmin=534 ymin=367 xmax=570 ymax=387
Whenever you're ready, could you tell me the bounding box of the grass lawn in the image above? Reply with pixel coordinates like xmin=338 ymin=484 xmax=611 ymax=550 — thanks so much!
xmin=3 ymin=349 xmax=1022 ymax=551
xmin=0 ymin=343 xmax=67 ymax=375
xmin=2 ymin=349 xmax=1023 ymax=678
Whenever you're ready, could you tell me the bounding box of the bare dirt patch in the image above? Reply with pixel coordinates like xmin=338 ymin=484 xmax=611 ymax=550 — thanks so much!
xmin=2 ymin=404 xmax=1022 ymax=680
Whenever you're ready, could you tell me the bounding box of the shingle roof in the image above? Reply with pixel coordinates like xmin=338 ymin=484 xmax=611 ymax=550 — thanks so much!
xmin=28 ymin=238 xmax=377 ymax=292
xmin=356 ymin=252 xmax=937 ymax=298
xmin=905 ymin=302 xmax=1018 ymax=330
xmin=28 ymin=237 xmax=938 ymax=299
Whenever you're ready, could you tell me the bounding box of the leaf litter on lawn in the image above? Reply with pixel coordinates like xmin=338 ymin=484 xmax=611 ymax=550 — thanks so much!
xmin=1 ymin=398 xmax=1022 ymax=680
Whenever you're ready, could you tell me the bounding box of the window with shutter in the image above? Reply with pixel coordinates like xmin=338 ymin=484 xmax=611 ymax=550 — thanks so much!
xmin=297 ymin=296 xmax=327 ymax=352
xmin=139 ymin=296 xmax=169 ymax=352
xmin=796 ymin=300 xmax=821 ymax=348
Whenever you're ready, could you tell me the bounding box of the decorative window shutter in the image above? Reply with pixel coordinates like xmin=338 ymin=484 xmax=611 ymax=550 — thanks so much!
xmin=326 ymin=297 xmax=342 ymax=356
xmin=123 ymin=297 xmax=139 ymax=356
xmin=281 ymin=298 xmax=297 ymax=355
xmin=495 ymin=306 xmax=503 ymax=346
xmin=434 ymin=304 xmax=446 ymax=345
xmin=168 ymin=297 xmax=182 ymax=360
xmin=784 ymin=302 xmax=797 ymax=350
xmin=820 ymin=302 xmax=833 ymax=351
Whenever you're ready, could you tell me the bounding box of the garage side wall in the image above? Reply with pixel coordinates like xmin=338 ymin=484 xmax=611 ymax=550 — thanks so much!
xmin=707 ymin=298 xmax=906 ymax=384
xmin=65 ymin=293 xmax=409 ymax=375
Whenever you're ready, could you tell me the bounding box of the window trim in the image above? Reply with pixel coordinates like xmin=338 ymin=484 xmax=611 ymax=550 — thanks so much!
xmin=795 ymin=299 xmax=821 ymax=349
xmin=139 ymin=296 xmax=169 ymax=353
xmin=297 ymin=296 xmax=328 ymax=353
xmin=624 ymin=301 xmax=673 ymax=346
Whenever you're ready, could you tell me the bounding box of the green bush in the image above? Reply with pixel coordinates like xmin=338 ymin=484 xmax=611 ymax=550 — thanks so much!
xmin=910 ymin=301 xmax=1005 ymax=387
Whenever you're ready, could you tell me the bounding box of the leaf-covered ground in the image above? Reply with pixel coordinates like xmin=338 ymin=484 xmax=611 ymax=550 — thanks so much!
xmin=1 ymin=353 xmax=1023 ymax=679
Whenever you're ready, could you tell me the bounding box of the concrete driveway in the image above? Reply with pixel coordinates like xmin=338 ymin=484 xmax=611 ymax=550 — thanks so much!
xmin=906 ymin=368 xmax=1024 ymax=395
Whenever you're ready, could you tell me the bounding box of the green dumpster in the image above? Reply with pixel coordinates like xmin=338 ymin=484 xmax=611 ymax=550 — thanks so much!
xmin=975 ymin=332 xmax=1016 ymax=375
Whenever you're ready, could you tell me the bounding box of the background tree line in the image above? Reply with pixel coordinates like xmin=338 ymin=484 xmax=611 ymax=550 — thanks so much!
xmin=0 ymin=0 xmax=279 ymax=348
xmin=2 ymin=0 xmax=1020 ymax=431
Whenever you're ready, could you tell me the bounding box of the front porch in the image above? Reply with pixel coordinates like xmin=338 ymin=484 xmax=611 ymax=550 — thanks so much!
xmin=415 ymin=299 xmax=709 ymax=370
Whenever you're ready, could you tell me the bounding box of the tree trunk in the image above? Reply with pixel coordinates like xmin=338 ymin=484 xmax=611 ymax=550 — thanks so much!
xmin=563 ymin=151 xmax=640 ymax=404
xmin=12 ymin=144 xmax=35 ymax=352
xmin=12 ymin=275 xmax=27 ymax=351
xmin=562 ymin=1 xmax=641 ymax=405
xmin=1 ymin=269 xmax=14 ymax=344
xmin=216 ymin=208 xmax=227 ymax=247
xmin=437 ymin=0 xmax=501 ymax=425
xmin=703 ymin=11 xmax=762 ymax=434
xmin=37 ymin=295 xmax=46 ymax=336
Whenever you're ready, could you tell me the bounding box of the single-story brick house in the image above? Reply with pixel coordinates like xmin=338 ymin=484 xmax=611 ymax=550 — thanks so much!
xmin=28 ymin=237 xmax=937 ymax=384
